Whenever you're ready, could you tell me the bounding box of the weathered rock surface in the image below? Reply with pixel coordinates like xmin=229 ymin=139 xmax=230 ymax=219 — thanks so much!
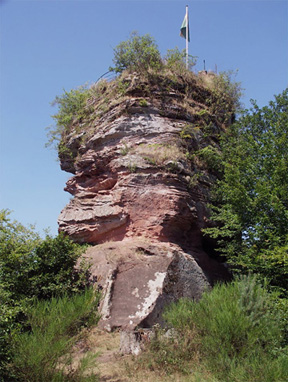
xmin=58 ymin=72 xmax=232 ymax=334
xmin=59 ymin=110 xmax=214 ymax=246
xmin=83 ymin=239 xmax=227 ymax=332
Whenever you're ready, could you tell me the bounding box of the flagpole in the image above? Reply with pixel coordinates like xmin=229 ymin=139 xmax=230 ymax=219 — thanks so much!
xmin=186 ymin=5 xmax=188 ymax=69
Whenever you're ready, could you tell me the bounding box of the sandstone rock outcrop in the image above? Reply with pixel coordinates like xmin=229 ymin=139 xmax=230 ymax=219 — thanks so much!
xmin=83 ymin=239 xmax=228 ymax=331
xmin=57 ymin=71 xmax=234 ymax=332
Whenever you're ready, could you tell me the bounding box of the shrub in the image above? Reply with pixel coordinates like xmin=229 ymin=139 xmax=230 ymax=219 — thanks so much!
xmin=111 ymin=31 xmax=162 ymax=73
xmin=0 ymin=211 xmax=91 ymax=380
xmin=202 ymin=70 xmax=242 ymax=126
xmin=196 ymin=145 xmax=222 ymax=172
xmin=142 ymin=275 xmax=288 ymax=381
xmin=46 ymin=85 xmax=91 ymax=151
xmin=10 ymin=289 xmax=100 ymax=382
xmin=1 ymin=226 xmax=89 ymax=302
xmin=164 ymin=47 xmax=196 ymax=72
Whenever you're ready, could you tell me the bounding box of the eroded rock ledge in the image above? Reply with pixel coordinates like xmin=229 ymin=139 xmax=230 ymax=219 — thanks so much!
xmin=57 ymin=71 xmax=233 ymax=332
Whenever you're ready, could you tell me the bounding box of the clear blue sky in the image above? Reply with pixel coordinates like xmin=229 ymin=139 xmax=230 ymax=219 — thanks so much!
xmin=0 ymin=0 xmax=287 ymax=236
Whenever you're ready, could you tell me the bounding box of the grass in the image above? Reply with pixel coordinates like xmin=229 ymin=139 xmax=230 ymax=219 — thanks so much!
xmin=134 ymin=143 xmax=185 ymax=167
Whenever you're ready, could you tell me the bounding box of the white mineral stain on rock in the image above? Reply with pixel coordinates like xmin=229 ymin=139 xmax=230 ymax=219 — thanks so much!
xmin=134 ymin=271 xmax=166 ymax=319
xmin=100 ymin=270 xmax=115 ymax=320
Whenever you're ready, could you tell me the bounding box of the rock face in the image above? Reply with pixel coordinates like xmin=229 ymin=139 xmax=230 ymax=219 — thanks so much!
xmin=58 ymin=111 xmax=203 ymax=246
xmin=58 ymin=71 xmax=233 ymax=332
xmin=83 ymin=239 xmax=227 ymax=331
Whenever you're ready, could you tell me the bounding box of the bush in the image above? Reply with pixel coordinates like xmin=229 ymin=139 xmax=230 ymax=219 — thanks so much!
xmin=1 ymin=228 xmax=89 ymax=302
xmin=0 ymin=211 xmax=91 ymax=380
xmin=142 ymin=275 xmax=288 ymax=381
xmin=46 ymin=85 xmax=91 ymax=151
xmin=10 ymin=289 xmax=100 ymax=382
xmin=111 ymin=31 xmax=162 ymax=73
xmin=196 ymin=145 xmax=222 ymax=172
xmin=164 ymin=47 xmax=196 ymax=72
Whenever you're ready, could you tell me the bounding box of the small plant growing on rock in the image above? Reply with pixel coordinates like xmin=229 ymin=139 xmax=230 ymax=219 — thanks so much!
xmin=206 ymin=70 xmax=243 ymax=124
xmin=47 ymin=86 xmax=91 ymax=142
xmin=128 ymin=163 xmax=137 ymax=173
xmin=196 ymin=145 xmax=222 ymax=172
xmin=120 ymin=143 xmax=130 ymax=156
xmin=138 ymin=99 xmax=148 ymax=107
xmin=135 ymin=143 xmax=185 ymax=167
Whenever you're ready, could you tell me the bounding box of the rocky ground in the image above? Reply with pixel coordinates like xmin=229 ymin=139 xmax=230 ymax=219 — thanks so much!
xmin=71 ymin=328 xmax=202 ymax=382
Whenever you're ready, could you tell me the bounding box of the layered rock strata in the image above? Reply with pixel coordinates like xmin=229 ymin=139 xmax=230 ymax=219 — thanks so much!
xmin=58 ymin=72 xmax=232 ymax=331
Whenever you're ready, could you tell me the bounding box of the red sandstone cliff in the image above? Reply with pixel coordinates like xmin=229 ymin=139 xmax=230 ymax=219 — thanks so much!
xmin=57 ymin=71 xmax=234 ymax=331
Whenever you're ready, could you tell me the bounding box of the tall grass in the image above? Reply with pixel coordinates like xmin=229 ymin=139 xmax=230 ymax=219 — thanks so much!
xmin=140 ymin=275 xmax=288 ymax=381
xmin=10 ymin=288 xmax=100 ymax=382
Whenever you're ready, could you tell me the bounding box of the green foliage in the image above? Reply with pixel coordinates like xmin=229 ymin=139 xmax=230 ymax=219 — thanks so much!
xmin=0 ymin=211 xmax=89 ymax=303
xmin=207 ymin=70 xmax=243 ymax=125
xmin=196 ymin=145 xmax=222 ymax=172
xmin=115 ymin=77 xmax=129 ymax=95
xmin=164 ymin=47 xmax=196 ymax=72
xmin=204 ymin=89 xmax=288 ymax=294
xmin=138 ymin=98 xmax=148 ymax=107
xmin=141 ymin=324 xmax=195 ymax=375
xmin=120 ymin=142 xmax=130 ymax=156
xmin=0 ymin=289 xmax=22 ymax=381
xmin=10 ymin=289 xmax=100 ymax=382
xmin=46 ymin=34 xmax=241 ymax=167
xmin=111 ymin=31 xmax=162 ymax=73
xmin=180 ymin=124 xmax=201 ymax=140
xmin=0 ymin=210 xmax=41 ymax=378
xmin=46 ymin=85 xmax=91 ymax=151
xmin=128 ymin=163 xmax=137 ymax=173
xmin=0 ymin=209 xmax=41 ymax=259
xmin=142 ymin=276 xmax=288 ymax=381
xmin=212 ymin=71 xmax=242 ymax=107
xmin=0 ymin=210 xmax=91 ymax=380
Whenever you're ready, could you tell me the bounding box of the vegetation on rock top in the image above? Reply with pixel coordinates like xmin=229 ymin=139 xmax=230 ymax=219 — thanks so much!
xmin=46 ymin=32 xmax=242 ymax=173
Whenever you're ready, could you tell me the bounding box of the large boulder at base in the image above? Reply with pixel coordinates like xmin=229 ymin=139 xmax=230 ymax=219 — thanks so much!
xmin=83 ymin=238 xmax=228 ymax=331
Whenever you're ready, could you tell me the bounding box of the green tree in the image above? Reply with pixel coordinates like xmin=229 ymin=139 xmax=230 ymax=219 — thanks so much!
xmin=0 ymin=210 xmax=90 ymax=380
xmin=111 ymin=31 xmax=162 ymax=73
xmin=0 ymin=210 xmax=88 ymax=302
xmin=204 ymin=89 xmax=288 ymax=294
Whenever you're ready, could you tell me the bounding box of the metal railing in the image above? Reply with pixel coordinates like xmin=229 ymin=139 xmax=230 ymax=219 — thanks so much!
xmin=96 ymin=70 xmax=117 ymax=84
